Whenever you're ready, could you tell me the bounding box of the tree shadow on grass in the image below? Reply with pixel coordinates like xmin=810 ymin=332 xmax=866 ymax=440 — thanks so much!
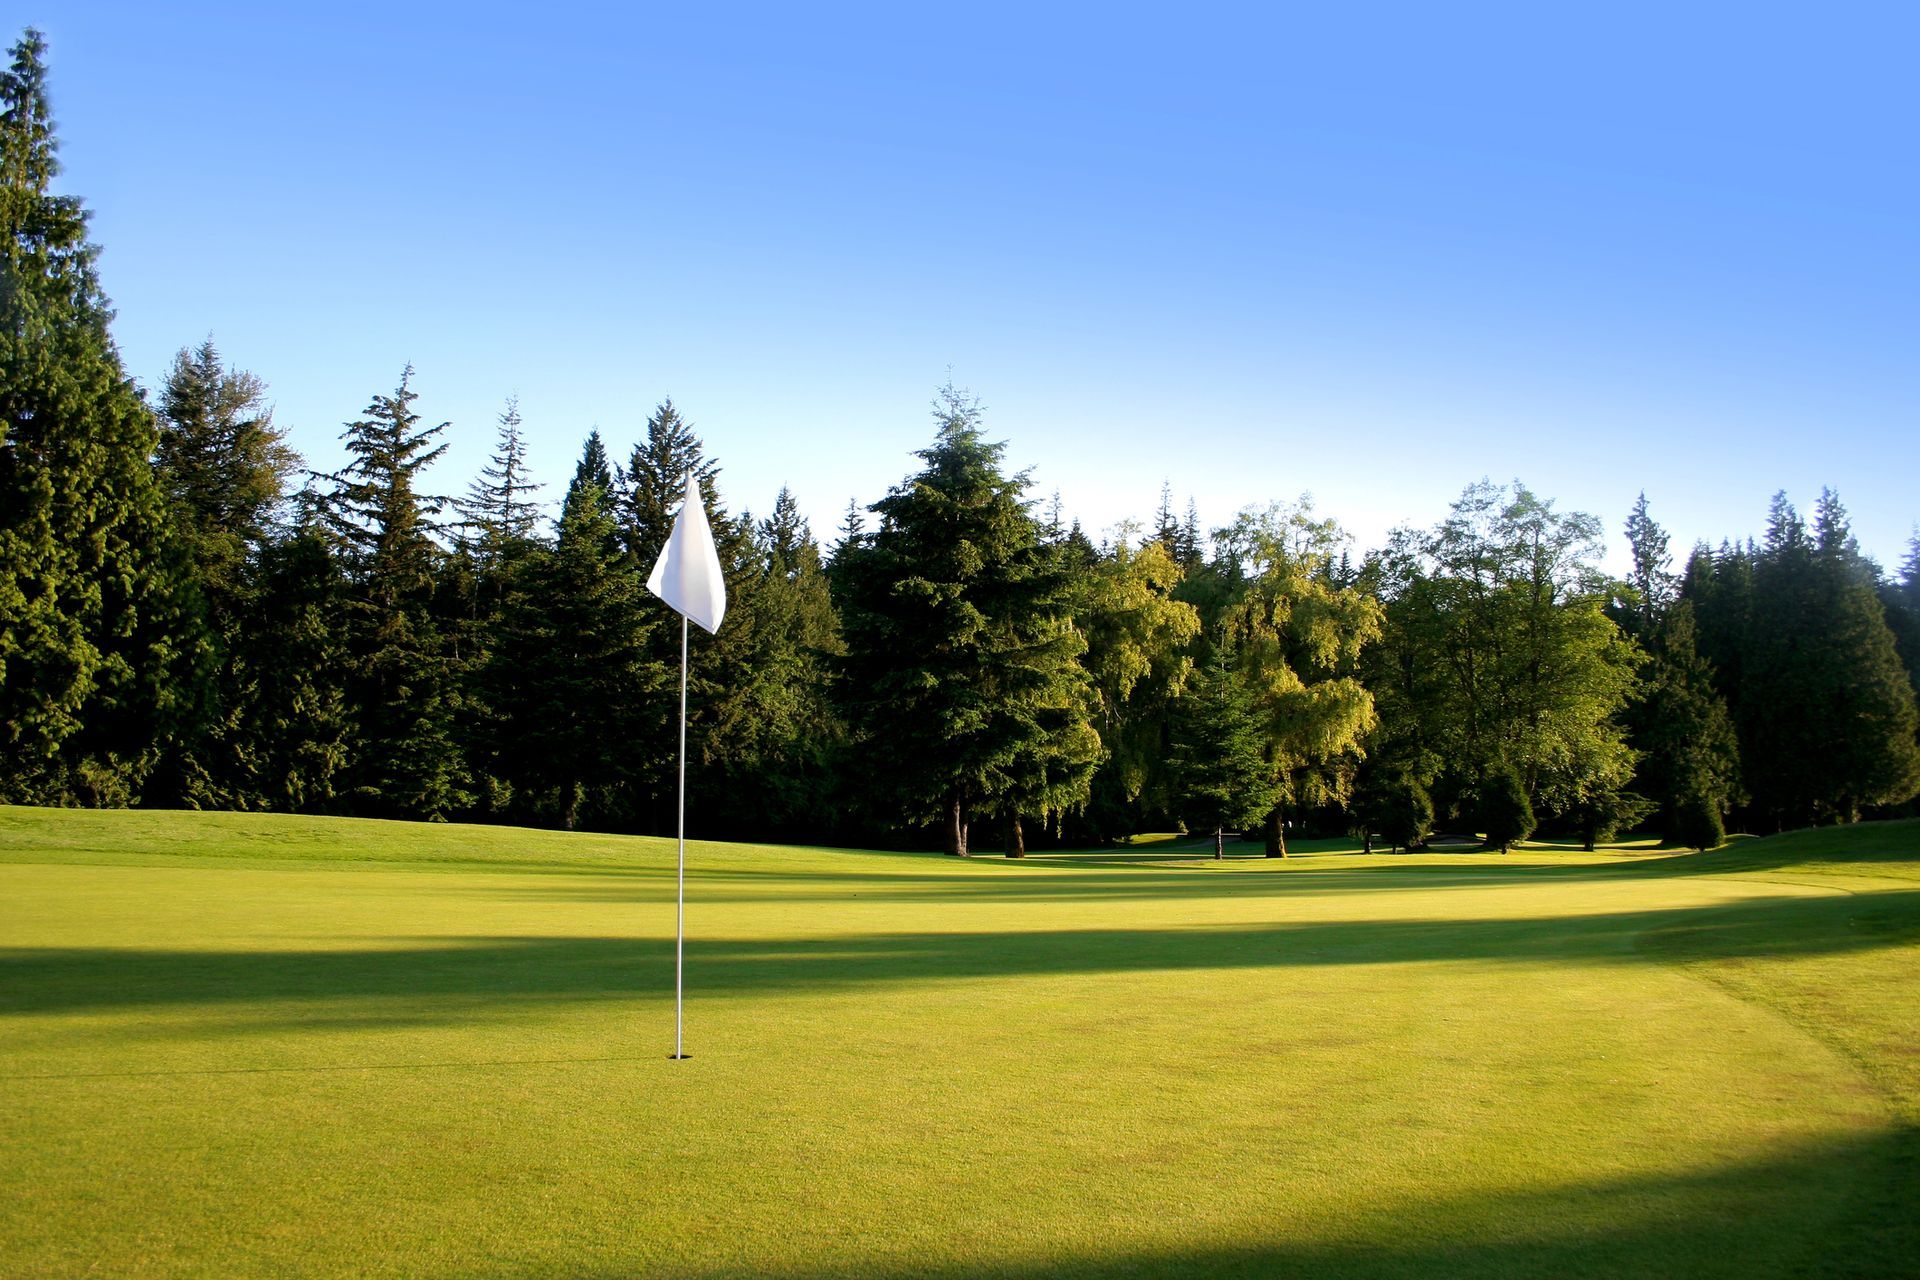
xmin=659 ymin=1124 xmax=1919 ymax=1280
xmin=3 ymin=889 xmax=1916 ymax=1019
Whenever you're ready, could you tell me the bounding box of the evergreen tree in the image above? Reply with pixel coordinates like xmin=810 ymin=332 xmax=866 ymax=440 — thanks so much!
xmin=486 ymin=460 xmax=659 ymax=830
xmin=620 ymin=398 xmax=719 ymax=575
xmin=1366 ymin=770 xmax=1433 ymax=853
xmin=1618 ymin=491 xmax=1673 ymax=641
xmin=692 ymin=486 xmax=847 ymax=839
xmin=836 ymin=384 xmax=1097 ymax=855
xmin=1743 ymin=491 xmax=1920 ymax=825
xmin=1672 ymin=785 xmax=1726 ymax=851
xmin=1629 ymin=601 xmax=1743 ymax=842
xmin=1167 ymin=643 xmax=1278 ymax=858
xmin=149 ymin=339 xmax=300 ymax=805
xmin=1479 ymin=765 xmax=1535 ymax=853
xmin=0 ymin=29 xmax=193 ymax=804
xmin=456 ymin=396 xmax=542 ymax=569
xmin=226 ymin=505 xmax=353 ymax=811
xmin=320 ymin=367 xmax=467 ymax=818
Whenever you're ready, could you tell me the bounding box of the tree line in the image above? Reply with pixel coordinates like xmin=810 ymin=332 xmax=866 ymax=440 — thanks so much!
xmin=5 ymin=30 xmax=1918 ymax=853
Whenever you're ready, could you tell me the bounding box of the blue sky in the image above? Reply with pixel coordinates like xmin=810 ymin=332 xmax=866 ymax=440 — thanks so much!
xmin=32 ymin=2 xmax=1920 ymax=573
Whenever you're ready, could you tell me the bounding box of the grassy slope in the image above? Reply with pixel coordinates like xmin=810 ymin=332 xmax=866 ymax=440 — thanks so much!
xmin=1 ymin=808 xmax=1915 ymax=1279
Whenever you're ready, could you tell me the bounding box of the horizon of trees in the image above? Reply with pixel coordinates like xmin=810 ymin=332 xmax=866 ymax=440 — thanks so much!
xmin=5 ymin=29 xmax=1919 ymax=853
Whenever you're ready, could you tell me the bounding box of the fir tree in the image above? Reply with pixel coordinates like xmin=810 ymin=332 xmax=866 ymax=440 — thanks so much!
xmin=0 ymin=29 xmax=193 ymax=804
xmin=1744 ymin=491 xmax=1920 ymax=824
xmin=1167 ymin=642 xmax=1278 ymax=858
xmin=1479 ymin=765 xmax=1535 ymax=853
xmin=486 ymin=463 xmax=660 ymax=830
xmin=836 ymin=384 xmax=1097 ymax=855
xmin=457 ymin=396 xmax=542 ymax=568
xmin=149 ymin=339 xmax=299 ymax=805
xmin=321 ymin=367 xmax=468 ymax=818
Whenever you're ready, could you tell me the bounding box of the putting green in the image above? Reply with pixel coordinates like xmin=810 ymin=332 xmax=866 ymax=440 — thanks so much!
xmin=2 ymin=809 xmax=1915 ymax=1278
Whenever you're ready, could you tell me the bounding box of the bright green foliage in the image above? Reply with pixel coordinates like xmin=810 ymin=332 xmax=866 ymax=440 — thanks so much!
xmin=1478 ymin=764 xmax=1536 ymax=852
xmin=1167 ymin=643 xmax=1279 ymax=847
xmin=836 ymin=386 xmax=1098 ymax=855
xmin=485 ymin=466 xmax=659 ymax=830
xmin=1616 ymin=490 xmax=1673 ymax=642
xmin=1214 ymin=501 xmax=1382 ymax=854
xmin=1742 ymin=492 xmax=1920 ymax=826
xmin=1370 ymin=481 xmax=1641 ymax=828
xmin=0 ymin=30 xmax=192 ymax=805
xmin=1073 ymin=533 xmax=1200 ymax=814
xmin=320 ymin=368 xmax=468 ymax=819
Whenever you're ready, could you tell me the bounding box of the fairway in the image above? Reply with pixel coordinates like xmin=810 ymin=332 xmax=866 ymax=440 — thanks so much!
xmin=3 ymin=810 xmax=1917 ymax=1278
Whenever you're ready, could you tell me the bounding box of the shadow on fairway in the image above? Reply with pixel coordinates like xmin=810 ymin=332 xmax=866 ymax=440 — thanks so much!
xmin=667 ymin=1124 xmax=1919 ymax=1280
xmin=3 ymin=888 xmax=1915 ymax=1020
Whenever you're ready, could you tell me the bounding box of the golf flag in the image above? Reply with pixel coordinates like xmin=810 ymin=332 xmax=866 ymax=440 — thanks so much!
xmin=646 ymin=474 xmax=727 ymax=633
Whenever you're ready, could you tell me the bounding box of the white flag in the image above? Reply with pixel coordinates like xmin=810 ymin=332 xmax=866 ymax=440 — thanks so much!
xmin=646 ymin=473 xmax=728 ymax=633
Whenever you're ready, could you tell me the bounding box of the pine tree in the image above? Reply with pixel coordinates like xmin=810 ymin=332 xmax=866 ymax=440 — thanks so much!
xmin=0 ymin=29 xmax=193 ymax=804
xmin=1630 ymin=601 xmax=1743 ymax=842
xmin=1744 ymin=491 xmax=1920 ymax=824
xmin=836 ymin=384 xmax=1098 ymax=855
xmin=146 ymin=339 xmax=301 ymax=805
xmin=228 ymin=506 xmax=353 ymax=811
xmin=1619 ymin=491 xmax=1673 ymax=641
xmin=620 ymin=398 xmax=720 ymax=575
xmin=456 ymin=396 xmax=542 ymax=568
xmin=486 ymin=460 xmax=660 ymax=830
xmin=321 ymin=367 xmax=468 ymax=818
xmin=1167 ymin=643 xmax=1278 ymax=858
xmin=1479 ymin=765 xmax=1535 ymax=852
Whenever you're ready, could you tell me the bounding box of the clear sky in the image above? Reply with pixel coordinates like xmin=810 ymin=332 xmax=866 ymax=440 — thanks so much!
xmin=30 ymin=1 xmax=1920 ymax=574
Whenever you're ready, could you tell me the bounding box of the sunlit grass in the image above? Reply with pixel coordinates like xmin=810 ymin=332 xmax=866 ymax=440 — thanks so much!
xmin=2 ymin=808 xmax=1915 ymax=1278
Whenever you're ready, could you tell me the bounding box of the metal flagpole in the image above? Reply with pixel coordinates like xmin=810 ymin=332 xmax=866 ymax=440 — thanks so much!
xmin=673 ymin=614 xmax=689 ymax=1059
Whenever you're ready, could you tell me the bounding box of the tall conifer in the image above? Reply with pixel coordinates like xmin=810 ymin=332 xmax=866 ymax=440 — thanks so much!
xmin=0 ymin=30 xmax=191 ymax=804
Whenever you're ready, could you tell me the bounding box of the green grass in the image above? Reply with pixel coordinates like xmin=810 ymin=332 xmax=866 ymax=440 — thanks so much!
xmin=2 ymin=808 xmax=1917 ymax=1278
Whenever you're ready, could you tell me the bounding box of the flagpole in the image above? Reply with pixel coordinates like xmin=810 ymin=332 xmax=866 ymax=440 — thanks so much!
xmin=673 ymin=613 xmax=689 ymax=1060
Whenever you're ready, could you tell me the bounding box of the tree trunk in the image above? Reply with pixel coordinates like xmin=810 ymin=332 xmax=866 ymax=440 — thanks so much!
xmin=945 ymin=794 xmax=969 ymax=857
xmin=1264 ymin=806 xmax=1287 ymax=857
xmin=1362 ymin=828 xmax=1373 ymax=855
xmin=1005 ymin=812 xmax=1025 ymax=859
xmin=1214 ymin=826 xmax=1224 ymax=860
xmin=563 ymin=781 xmax=581 ymax=832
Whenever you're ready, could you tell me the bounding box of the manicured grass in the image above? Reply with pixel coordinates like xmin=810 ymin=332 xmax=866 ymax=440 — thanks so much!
xmin=2 ymin=808 xmax=1916 ymax=1278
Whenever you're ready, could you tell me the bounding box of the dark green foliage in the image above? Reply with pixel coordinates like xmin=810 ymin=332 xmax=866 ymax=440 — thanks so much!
xmin=835 ymin=385 xmax=1098 ymax=855
xmin=1573 ymin=787 xmax=1655 ymax=851
xmin=456 ymin=396 xmax=542 ymax=568
xmin=1741 ymin=492 xmax=1920 ymax=826
xmin=0 ymin=29 xmax=192 ymax=805
xmin=1673 ymin=784 xmax=1726 ymax=851
xmin=320 ymin=368 xmax=468 ymax=819
xmin=1629 ymin=601 xmax=1743 ymax=842
xmin=484 ymin=465 xmax=660 ymax=830
xmin=1371 ymin=771 xmax=1434 ymax=852
xmin=1167 ymin=643 xmax=1281 ymax=848
xmin=694 ymin=486 xmax=847 ymax=840
xmin=224 ymin=513 xmax=353 ymax=810
xmin=147 ymin=339 xmax=300 ymax=806
xmin=1479 ymin=766 xmax=1536 ymax=852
